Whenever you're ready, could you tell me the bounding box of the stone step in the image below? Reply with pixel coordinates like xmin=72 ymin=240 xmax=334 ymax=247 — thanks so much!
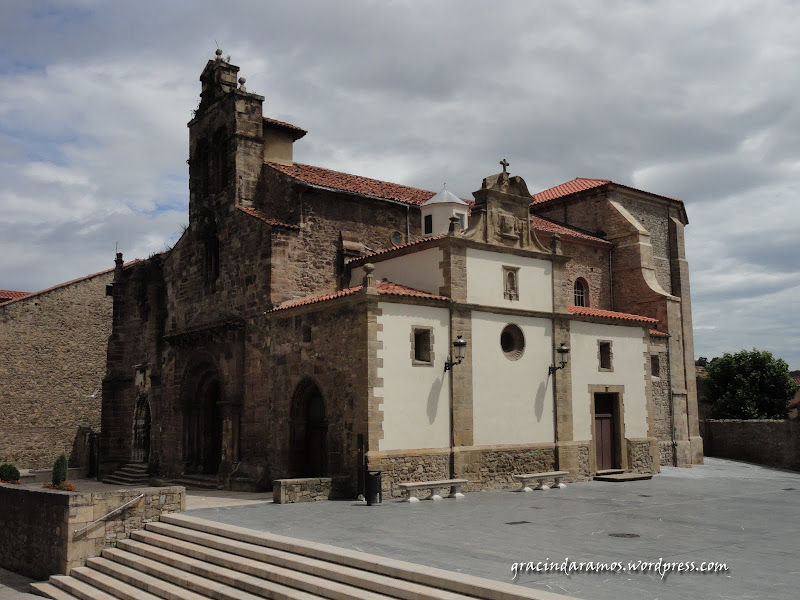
xmin=160 ymin=513 xmax=566 ymax=600
xmin=44 ymin=574 xmax=123 ymax=600
xmin=168 ymin=476 xmax=220 ymax=490
xmin=135 ymin=525 xmax=469 ymax=600
xmin=68 ymin=567 xmax=163 ymax=600
xmin=593 ymin=472 xmax=653 ymax=482
xmin=30 ymin=581 xmax=81 ymax=600
xmin=594 ymin=469 xmax=625 ymax=475
xmin=122 ymin=463 xmax=148 ymax=472
xmin=92 ymin=552 xmax=323 ymax=600
xmin=112 ymin=541 xmax=394 ymax=600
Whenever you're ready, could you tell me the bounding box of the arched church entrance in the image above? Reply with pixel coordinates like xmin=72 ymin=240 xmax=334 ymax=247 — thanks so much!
xmin=182 ymin=363 xmax=224 ymax=475
xmin=290 ymin=379 xmax=328 ymax=477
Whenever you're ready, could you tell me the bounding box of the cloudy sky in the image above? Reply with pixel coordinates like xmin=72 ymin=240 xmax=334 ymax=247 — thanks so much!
xmin=1 ymin=0 xmax=798 ymax=368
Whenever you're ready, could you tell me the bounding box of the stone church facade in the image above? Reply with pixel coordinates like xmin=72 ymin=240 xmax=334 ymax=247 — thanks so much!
xmin=100 ymin=53 xmax=701 ymax=495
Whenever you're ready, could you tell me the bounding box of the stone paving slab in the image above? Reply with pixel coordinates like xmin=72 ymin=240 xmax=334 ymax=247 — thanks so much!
xmin=186 ymin=459 xmax=800 ymax=600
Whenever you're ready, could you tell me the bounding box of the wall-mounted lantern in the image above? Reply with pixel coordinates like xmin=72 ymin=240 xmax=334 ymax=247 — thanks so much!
xmin=548 ymin=343 xmax=570 ymax=375
xmin=444 ymin=335 xmax=467 ymax=372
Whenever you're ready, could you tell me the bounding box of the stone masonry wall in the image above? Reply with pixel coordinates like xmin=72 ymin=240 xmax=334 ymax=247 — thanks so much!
xmin=273 ymin=478 xmax=332 ymax=503
xmin=372 ymin=448 xmax=450 ymax=498
xmin=704 ymin=420 xmax=800 ymax=471
xmin=649 ymin=336 xmax=674 ymax=465
xmin=0 ymin=484 xmax=184 ymax=580
xmin=0 ymin=271 xmax=113 ymax=469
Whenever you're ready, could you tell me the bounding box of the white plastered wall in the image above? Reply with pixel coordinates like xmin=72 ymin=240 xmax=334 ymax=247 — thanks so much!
xmin=376 ymin=302 xmax=451 ymax=451
xmin=350 ymin=247 xmax=444 ymax=295
xmin=570 ymin=321 xmax=648 ymax=440
xmin=465 ymin=248 xmax=552 ymax=312
xmin=421 ymin=204 xmax=468 ymax=236
xmin=471 ymin=312 xmax=554 ymax=445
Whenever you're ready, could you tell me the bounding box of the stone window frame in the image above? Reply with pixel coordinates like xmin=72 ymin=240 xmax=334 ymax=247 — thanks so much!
xmin=650 ymin=353 xmax=661 ymax=379
xmin=411 ymin=326 xmax=435 ymax=367
xmin=423 ymin=214 xmax=433 ymax=235
xmin=574 ymin=278 xmax=588 ymax=307
xmin=503 ymin=265 xmax=520 ymax=301
xmin=500 ymin=323 xmax=525 ymax=361
xmin=597 ymin=340 xmax=613 ymax=372
xmin=455 ymin=212 xmax=466 ymax=230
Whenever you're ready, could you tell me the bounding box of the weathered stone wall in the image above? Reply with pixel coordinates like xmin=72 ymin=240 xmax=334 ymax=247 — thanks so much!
xmin=0 ymin=484 xmax=184 ymax=580
xmin=649 ymin=336 xmax=673 ymax=465
xmin=273 ymin=477 xmax=332 ymax=503
xmin=626 ymin=438 xmax=658 ymax=473
xmin=0 ymin=271 xmax=112 ymax=469
xmin=704 ymin=420 xmax=800 ymax=471
xmin=371 ymin=448 xmax=450 ymax=498
xmin=455 ymin=444 xmax=557 ymax=491
xmin=535 ymin=233 xmax=612 ymax=310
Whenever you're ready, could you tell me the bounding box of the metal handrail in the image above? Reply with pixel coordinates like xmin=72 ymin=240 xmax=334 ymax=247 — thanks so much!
xmin=73 ymin=493 xmax=145 ymax=536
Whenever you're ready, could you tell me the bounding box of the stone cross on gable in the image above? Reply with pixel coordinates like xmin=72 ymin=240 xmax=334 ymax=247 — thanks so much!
xmin=500 ymin=158 xmax=510 ymax=174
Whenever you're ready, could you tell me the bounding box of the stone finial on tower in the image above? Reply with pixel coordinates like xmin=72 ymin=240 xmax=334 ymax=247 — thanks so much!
xmin=238 ymin=77 xmax=247 ymax=92
xmin=448 ymin=216 xmax=460 ymax=236
xmin=362 ymin=263 xmax=378 ymax=295
xmin=114 ymin=252 xmax=124 ymax=281
xmin=215 ymin=48 xmax=224 ymax=61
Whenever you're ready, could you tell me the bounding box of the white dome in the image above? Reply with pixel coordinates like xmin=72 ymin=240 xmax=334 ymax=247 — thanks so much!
xmin=422 ymin=188 xmax=468 ymax=206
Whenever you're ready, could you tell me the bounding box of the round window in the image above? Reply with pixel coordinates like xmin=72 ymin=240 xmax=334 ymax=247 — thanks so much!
xmin=500 ymin=324 xmax=525 ymax=360
xmin=390 ymin=231 xmax=403 ymax=246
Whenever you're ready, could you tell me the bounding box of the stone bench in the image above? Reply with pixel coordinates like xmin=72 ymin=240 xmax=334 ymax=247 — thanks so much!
xmin=397 ymin=479 xmax=469 ymax=503
xmin=513 ymin=470 xmax=569 ymax=492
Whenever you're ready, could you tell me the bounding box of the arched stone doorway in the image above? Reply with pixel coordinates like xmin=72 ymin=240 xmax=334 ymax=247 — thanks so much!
xmin=182 ymin=364 xmax=224 ymax=475
xmin=290 ymin=379 xmax=328 ymax=477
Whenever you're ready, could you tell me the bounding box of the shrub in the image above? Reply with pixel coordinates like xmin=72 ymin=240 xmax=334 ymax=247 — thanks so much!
xmin=0 ymin=463 xmax=20 ymax=482
xmin=52 ymin=452 xmax=69 ymax=486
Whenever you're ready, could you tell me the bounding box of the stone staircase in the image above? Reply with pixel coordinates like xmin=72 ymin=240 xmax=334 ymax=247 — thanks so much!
xmin=101 ymin=463 xmax=149 ymax=486
xmin=30 ymin=513 xmax=568 ymax=600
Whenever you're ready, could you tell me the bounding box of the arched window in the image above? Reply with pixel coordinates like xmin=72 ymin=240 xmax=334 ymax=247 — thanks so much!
xmin=192 ymin=140 xmax=210 ymax=197
xmin=574 ymin=278 xmax=588 ymax=307
xmin=211 ymin=128 xmax=228 ymax=192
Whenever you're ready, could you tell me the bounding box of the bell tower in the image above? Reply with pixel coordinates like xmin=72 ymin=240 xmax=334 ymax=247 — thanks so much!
xmin=187 ymin=49 xmax=265 ymax=224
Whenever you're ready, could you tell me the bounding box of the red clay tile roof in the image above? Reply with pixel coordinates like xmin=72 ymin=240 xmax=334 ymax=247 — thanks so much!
xmin=0 ymin=289 xmax=30 ymax=302
xmin=270 ymin=280 xmax=449 ymax=312
xmin=262 ymin=117 xmax=307 ymax=140
xmin=531 ymin=216 xmax=611 ymax=245
xmin=266 ymin=162 xmax=437 ymax=206
xmin=532 ymin=177 xmax=683 ymax=206
xmin=568 ymin=305 xmax=658 ymax=324
xmin=788 ymin=398 xmax=800 ymax=410
xmin=236 ymin=206 xmax=300 ymax=230
xmin=533 ymin=178 xmax=610 ymax=204
xmin=347 ymin=234 xmax=447 ymax=266
xmin=649 ymin=329 xmax=670 ymax=337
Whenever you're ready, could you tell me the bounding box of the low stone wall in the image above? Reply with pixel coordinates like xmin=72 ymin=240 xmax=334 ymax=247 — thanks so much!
xmin=626 ymin=437 xmax=660 ymax=474
xmin=704 ymin=420 xmax=800 ymax=471
xmin=273 ymin=478 xmax=332 ymax=503
xmin=0 ymin=484 xmax=184 ymax=580
xmin=463 ymin=444 xmax=557 ymax=491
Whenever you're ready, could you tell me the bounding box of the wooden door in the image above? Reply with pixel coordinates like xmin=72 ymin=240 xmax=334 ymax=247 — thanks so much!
xmin=594 ymin=393 xmax=617 ymax=470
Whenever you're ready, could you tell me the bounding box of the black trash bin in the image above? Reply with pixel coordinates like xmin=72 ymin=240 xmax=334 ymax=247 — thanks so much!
xmin=365 ymin=469 xmax=382 ymax=505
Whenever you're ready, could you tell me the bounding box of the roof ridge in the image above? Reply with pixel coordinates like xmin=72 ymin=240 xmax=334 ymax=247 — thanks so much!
xmin=568 ymin=304 xmax=658 ymax=324
xmin=348 ymin=234 xmax=447 ymax=265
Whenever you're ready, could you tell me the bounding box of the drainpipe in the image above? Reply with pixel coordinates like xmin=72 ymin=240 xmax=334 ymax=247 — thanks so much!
xmin=406 ymin=205 xmax=411 ymax=242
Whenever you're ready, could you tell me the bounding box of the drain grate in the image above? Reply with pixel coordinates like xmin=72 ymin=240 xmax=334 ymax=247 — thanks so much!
xmin=505 ymin=520 xmax=532 ymax=525
xmin=609 ymin=532 xmax=640 ymax=538
xmin=529 ymin=506 xmax=544 ymax=510
xmin=783 ymin=488 xmax=796 ymax=491
xmin=638 ymin=494 xmax=652 ymax=497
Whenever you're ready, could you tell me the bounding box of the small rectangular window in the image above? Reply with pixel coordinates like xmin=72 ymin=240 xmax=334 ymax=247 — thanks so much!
xmin=598 ymin=341 xmax=613 ymax=371
xmin=651 ymin=354 xmax=660 ymax=378
xmin=413 ymin=327 xmax=433 ymax=364
xmin=456 ymin=212 xmax=466 ymax=230
xmin=424 ymin=214 xmax=433 ymax=235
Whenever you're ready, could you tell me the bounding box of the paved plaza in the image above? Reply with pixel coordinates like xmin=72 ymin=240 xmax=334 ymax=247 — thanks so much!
xmin=4 ymin=458 xmax=799 ymax=600
xmin=187 ymin=458 xmax=800 ymax=600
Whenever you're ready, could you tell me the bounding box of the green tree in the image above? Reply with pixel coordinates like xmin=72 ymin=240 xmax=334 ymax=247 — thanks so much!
xmin=695 ymin=357 xmax=709 ymax=367
xmin=707 ymin=349 xmax=798 ymax=419
xmin=52 ymin=452 xmax=68 ymax=486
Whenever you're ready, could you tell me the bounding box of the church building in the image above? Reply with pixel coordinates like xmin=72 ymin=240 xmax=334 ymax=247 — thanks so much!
xmin=100 ymin=52 xmax=701 ymax=495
